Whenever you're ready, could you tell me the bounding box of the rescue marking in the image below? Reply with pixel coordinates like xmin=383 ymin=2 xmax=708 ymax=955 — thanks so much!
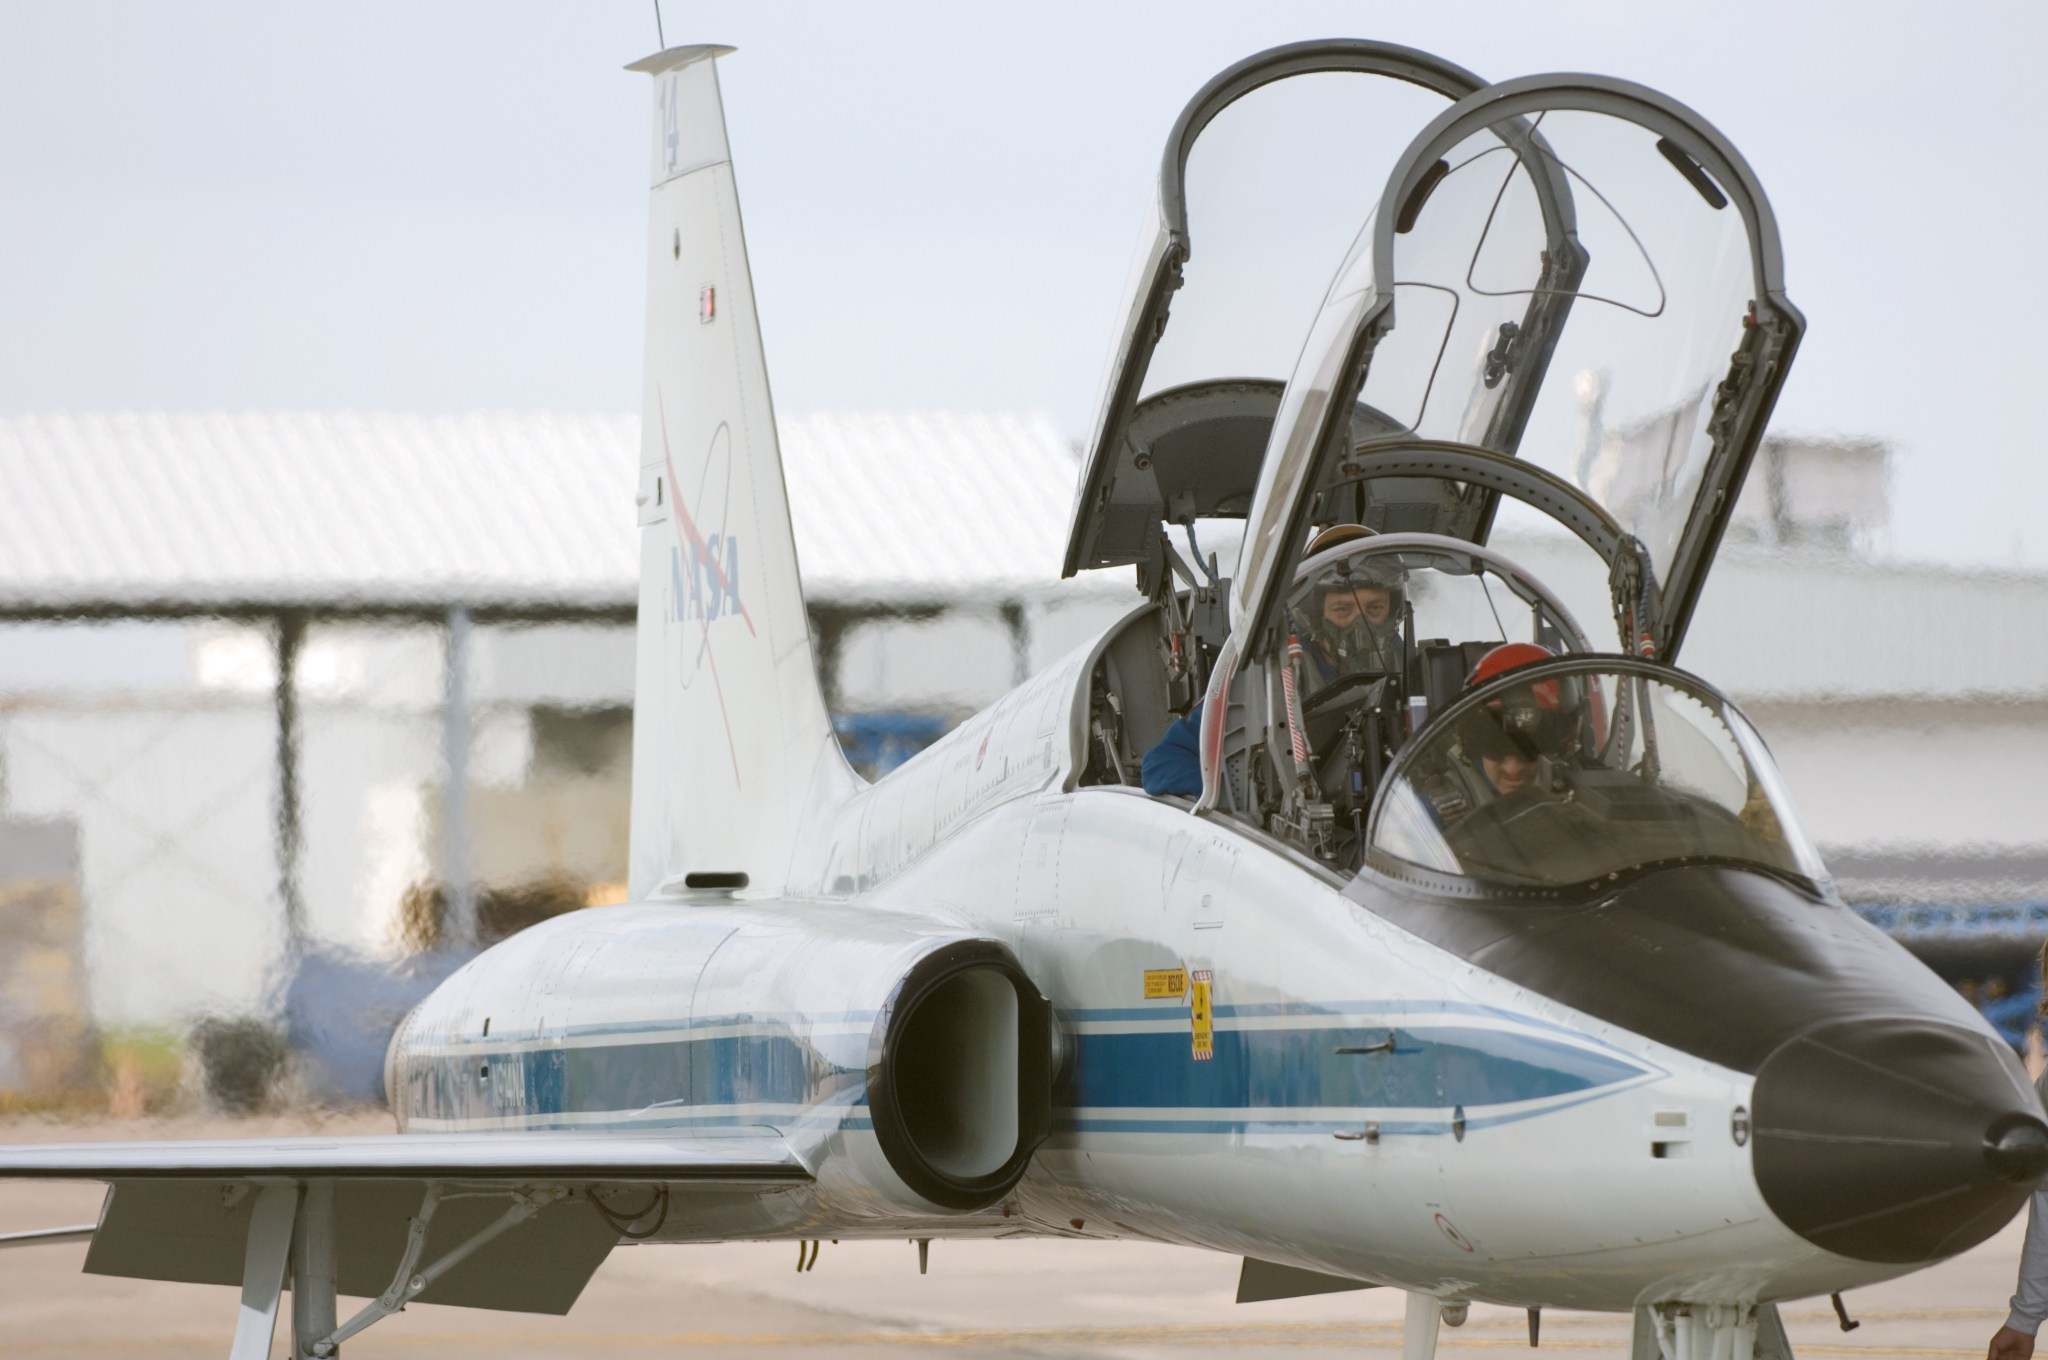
xmin=1189 ymin=970 xmax=1214 ymax=1061
xmin=1143 ymin=967 xmax=1187 ymax=1000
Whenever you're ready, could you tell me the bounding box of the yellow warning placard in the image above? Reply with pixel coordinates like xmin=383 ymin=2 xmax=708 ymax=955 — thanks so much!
xmin=1143 ymin=967 xmax=1187 ymax=1000
xmin=1189 ymin=970 xmax=1214 ymax=1061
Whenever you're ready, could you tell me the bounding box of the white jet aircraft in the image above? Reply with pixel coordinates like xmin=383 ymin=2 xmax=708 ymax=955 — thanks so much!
xmin=5 ymin=38 xmax=2044 ymax=1360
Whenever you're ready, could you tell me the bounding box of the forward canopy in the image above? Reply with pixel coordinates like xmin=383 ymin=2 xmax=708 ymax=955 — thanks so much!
xmin=1231 ymin=73 xmax=1801 ymax=663
xmin=1065 ymin=49 xmax=1802 ymax=672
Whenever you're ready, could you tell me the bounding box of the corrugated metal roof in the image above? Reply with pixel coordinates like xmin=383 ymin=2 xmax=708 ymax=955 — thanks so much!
xmin=0 ymin=411 xmax=1125 ymax=615
xmin=1492 ymin=533 xmax=2048 ymax=701
xmin=6 ymin=411 xmax=2041 ymax=700
xmin=784 ymin=411 xmax=1093 ymax=598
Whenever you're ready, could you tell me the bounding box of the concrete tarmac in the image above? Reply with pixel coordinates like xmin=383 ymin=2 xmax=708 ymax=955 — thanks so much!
xmin=0 ymin=1114 xmax=2019 ymax=1359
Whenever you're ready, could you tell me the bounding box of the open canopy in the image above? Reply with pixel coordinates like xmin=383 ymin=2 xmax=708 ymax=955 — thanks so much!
xmin=1062 ymin=40 xmax=1485 ymax=581
xmin=1231 ymin=73 xmax=1803 ymax=663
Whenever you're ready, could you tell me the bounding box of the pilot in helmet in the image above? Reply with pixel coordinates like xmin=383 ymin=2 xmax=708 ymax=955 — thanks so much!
xmin=1293 ymin=524 xmax=1405 ymax=690
xmin=1423 ymin=642 xmax=1583 ymax=820
xmin=1142 ymin=526 xmax=1399 ymax=798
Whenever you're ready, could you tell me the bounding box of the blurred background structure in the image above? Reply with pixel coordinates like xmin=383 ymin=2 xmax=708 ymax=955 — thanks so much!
xmin=0 ymin=411 xmax=1131 ymax=1109
xmin=0 ymin=411 xmax=2041 ymax=1112
xmin=2 ymin=1 xmax=2045 ymax=1118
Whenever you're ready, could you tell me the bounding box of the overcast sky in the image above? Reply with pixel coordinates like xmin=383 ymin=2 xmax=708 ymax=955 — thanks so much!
xmin=3 ymin=2 xmax=2043 ymax=567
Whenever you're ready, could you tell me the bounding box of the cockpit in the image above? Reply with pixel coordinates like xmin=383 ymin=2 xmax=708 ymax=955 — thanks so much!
xmin=1063 ymin=42 xmax=1820 ymax=899
xmin=1079 ymin=532 xmax=1826 ymax=897
xmin=1244 ymin=531 xmax=1593 ymax=865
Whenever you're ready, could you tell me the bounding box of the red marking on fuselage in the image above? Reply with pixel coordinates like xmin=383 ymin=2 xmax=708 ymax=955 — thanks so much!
xmin=1198 ymin=651 xmax=1235 ymax=796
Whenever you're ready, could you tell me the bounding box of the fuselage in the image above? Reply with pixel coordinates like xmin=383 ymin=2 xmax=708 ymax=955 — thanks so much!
xmin=391 ymin=611 xmax=2033 ymax=1313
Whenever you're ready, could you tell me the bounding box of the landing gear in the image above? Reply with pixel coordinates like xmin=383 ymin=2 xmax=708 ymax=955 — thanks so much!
xmin=1402 ymin=1290 xmax=1442 ymax=1360
xmin=1399 ymin=1292 xmax=1469 ymax=1360
xmin=1630 ymin=1302 xmax=1795 ymax=1360
xmin=290 ymin=1180 xmax=338 ymax=1360
xmin=226 ymin=1183 xmax=296 ymax=1360
xmin=222 ymin=1178 xmax=566 ymax=1359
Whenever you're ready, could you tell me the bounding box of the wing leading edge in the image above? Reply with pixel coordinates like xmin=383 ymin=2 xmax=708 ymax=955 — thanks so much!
xmin=0 ymin=1128 xmax=808 ymax=1182
xmin=0 ymin=1129 xmax=811 ymax=1318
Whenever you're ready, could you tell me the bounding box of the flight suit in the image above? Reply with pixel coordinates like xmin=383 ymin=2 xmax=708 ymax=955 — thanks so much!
xmin=2003 ymin=1064 xmax=2048 ymax=1336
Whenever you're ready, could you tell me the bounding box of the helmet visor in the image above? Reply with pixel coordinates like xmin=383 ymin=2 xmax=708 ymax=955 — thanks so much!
xmin=1461 ymin=676 xmax=1582 ymax=761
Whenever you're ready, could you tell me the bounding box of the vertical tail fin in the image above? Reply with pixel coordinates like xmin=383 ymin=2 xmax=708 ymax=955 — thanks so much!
xmin=625 ymin=46 xmax=846 ymax=899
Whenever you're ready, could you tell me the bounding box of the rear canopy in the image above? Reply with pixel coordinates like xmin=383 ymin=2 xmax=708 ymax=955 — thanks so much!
xmin=1062 ymin=40 xmax=1486 ymax=583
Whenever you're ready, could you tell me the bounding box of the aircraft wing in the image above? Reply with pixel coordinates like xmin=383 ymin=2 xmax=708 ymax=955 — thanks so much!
xmin=0 ymin=1224 xmax=96 ymax=1250
xmin=0 ymin=1128 xmax=807 ymax=1182
xmin=0 ymin=1129 xmax=812 ymax=1317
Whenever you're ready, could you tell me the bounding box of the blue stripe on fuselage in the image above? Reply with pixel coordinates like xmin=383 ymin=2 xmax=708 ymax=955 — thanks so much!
xmin=403 ymin=1028 xmax=862 ymax=1126
xmin=400 ymin=1006 xmax=1654 ymax=1131
xmin=1068 ymin=1025 xmax=1647 ymax=1111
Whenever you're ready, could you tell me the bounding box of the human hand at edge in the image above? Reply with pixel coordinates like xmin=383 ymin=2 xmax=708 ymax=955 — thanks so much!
xmin=1991 ymin=1325 xmax=2037 ymax=1360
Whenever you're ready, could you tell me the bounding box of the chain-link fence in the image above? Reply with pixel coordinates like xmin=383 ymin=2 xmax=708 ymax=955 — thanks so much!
xmin=0 ymin=614 xmax=636 ymax=1114
xmin=0 ymin=591 xmax=1135 ymax=1115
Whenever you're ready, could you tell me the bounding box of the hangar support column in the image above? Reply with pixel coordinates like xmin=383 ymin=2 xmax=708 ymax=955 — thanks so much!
xmin=273 ymin=611 xmax=307 ymax=958
xmin=443 ymin=605 xmax=475 ymax=949
xmin=999 ymin=599 xmax=1030 ymax=688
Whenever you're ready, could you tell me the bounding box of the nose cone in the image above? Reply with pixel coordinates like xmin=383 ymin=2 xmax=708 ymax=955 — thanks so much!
xmin=1753 ymin=1018 xmax=2047 ymax=1264
xmin=1989 ymin=1117 xmax=2048 ymax=1182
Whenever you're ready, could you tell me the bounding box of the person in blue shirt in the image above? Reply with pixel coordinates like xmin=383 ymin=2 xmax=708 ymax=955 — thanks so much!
xmin=1980 ymin=975 xmax=2038 ymax=1054
xmin=1142 ymin=702 xmax=1204 ymax=796
xmin=1144 ymin=525 xmax=1391 ymax=798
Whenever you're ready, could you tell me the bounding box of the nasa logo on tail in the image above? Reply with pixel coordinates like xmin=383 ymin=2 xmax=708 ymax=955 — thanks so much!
xmin=652 ymin=402 xmax=756 ymax=787
xmin=657 ymin=415 xmax=751 ymax=632
xmin=655 ymin=404 xmax=756 ymax=680
xmin=670 ymin=537 xmax=741 ymax=623
xmin=664 ymin=421 xmax=746 ymax=635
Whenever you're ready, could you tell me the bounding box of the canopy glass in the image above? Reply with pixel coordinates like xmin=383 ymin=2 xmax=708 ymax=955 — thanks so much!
xmin=1138 ymin=73 xmax=1464 ymax=406
xmin=1360 ymin=108 xmax=1757 ymax=571
xmin=1231 ymin=76 xmax=1802 ymax=663
xmin=1368 ymin=658 xmax=1826 ymax=894
xmin=1063 ymin=42 xmax=1485 ymax=578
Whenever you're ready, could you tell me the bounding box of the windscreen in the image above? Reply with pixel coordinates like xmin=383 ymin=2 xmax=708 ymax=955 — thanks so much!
xmin=1354 ymin=107 xmax=1760 ymax=584
xmin=1369 ymin=661 xmax=1826 ymax=892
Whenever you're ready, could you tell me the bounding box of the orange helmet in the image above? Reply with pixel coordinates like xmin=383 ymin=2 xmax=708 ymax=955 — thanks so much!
xmin=1466 ymin=642 xmax=1560 ymax=706
xmin=1459 ymin=643 xmax=1581 ymax=763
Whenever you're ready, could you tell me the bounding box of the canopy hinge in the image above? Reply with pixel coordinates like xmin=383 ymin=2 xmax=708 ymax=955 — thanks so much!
xmin=1608 ymin=535 xmax=1662 ymax=660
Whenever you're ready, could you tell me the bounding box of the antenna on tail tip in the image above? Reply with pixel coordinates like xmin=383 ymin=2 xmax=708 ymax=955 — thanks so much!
xmin=652 ymin=0 xmax=664 ymax=48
